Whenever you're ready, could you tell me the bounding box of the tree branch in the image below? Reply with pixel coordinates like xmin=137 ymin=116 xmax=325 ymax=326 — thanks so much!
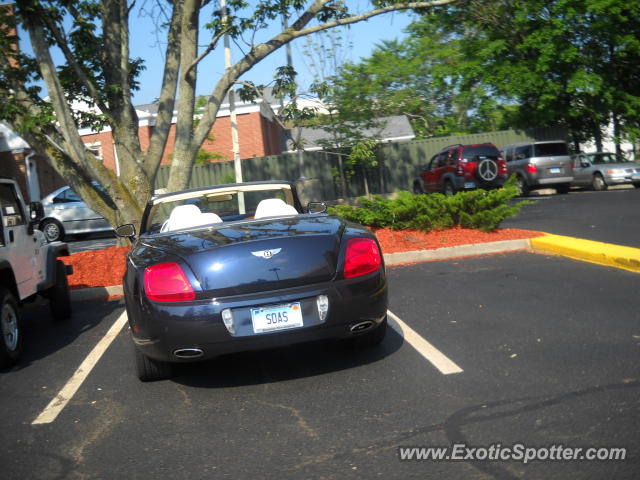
xmin=38 ymin=11 xmax=110 ymax=116
xmin=184 ymin=27 xmax=228 ymax=76
xmin=142 ymin=0 xmax=185 ymax=175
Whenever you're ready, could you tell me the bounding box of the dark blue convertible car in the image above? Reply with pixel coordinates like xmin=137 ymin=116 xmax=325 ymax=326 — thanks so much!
xmin=116 ymin=181 xmax=388 ymax=381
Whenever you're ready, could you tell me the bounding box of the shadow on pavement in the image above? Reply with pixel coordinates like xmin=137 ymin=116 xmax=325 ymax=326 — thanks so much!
xmin=172 ymin=325 xmax=404 ymax=388
xmin=1 ymin=299 xmax=123 ymax=372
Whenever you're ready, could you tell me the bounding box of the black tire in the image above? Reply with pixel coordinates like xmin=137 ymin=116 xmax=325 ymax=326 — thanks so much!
xmin=592 ymin=173 xmax=607 ymax=191
xmin=556 ymin=184 xmax=570 ymax=194
xmin=633 ymin=183 xmax=640 ymax=189
xmin=48 ymin=260 xmax=72 ymax=321
xmin=413 ymin=181 xmax=425 ymax=195
xmin=352 ymin=317 xmax=387 ymax=349
xmin=516 ymin=175 xmax=530 ymax=197
xmin=0 ymin=288 xmax=22 ymax=368
xmin=443 ymin=181 xmax=456 ymax=197
xmin=40 ymin=219 xmax=64 ymax=242
xmin=134 ymin=345 xmax=174 ymax=382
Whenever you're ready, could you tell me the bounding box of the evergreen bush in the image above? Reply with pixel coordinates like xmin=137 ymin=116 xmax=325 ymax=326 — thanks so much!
xmin=329 ymin=176 xmax=529 ymax=232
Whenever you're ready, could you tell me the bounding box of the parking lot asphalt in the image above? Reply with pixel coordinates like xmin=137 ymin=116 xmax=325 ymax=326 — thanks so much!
xmin=502 ymin=187 xmax=640 ymax=248
xmin=1 ymin=253 xmax=638 ymax=479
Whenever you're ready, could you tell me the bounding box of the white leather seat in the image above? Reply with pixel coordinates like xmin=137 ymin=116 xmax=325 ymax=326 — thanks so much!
xmin=161 ymin=205 xmax=223 ymax=232
xmin=254 ymin=198 xmax=298 ymax=219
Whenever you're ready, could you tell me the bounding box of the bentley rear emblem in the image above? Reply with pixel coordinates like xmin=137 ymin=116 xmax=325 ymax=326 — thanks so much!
xmin=252 ymin=248 xmax=282 ymax=259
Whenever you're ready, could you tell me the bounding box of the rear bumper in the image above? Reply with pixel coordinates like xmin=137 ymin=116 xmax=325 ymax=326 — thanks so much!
xmin=453 ymin=176 xmax=507 ymax=190
xmin=126 ymin=271 xmax=388 ymax=363
xmin=533 ymin=176 xmax=573 ymax=186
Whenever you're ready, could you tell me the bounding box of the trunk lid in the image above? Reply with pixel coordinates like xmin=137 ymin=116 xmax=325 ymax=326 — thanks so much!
xmin=140 ymin=216 xmax=344 ymax=296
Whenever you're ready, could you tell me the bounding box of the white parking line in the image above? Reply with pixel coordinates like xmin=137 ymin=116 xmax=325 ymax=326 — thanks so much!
xmin=32 ymin=312 xmax=128 ymax=425
xmin=387 ymin=310 xmax=463 ymax=375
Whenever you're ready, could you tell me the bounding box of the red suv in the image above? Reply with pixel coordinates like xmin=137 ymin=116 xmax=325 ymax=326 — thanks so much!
xmin=413 ymin=143 xmax=508 ymax=195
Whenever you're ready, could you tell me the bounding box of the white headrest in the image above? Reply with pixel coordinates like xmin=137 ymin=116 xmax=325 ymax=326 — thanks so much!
xmin=254 ymin=198 xmax=298 ymax=219
xmin=161 ymin=204 xmax=223 ymax=232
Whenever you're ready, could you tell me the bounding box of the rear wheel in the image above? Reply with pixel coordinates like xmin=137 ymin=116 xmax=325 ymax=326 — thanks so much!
xmin=556 ymin=184 xmax=570 ymax=194
xmin=48 ymin=260 xmax=72 ymax=321
xmin=633 ymin=183 xmax=640 ymax=189
xmin=516 ymin=175 xmax=530 ymax=197
xmin=592 ymin=173 xmax=607 ymax=191
xmin=134 ymin=345 xmax=174 ymax=382
xmin=41 ymin=219 xmax=64 ymax=242
xmin=352 ymin=317 xmax=387 ymax=349
xmin=0 ymin=288 xmax=22 ymax=368
xmin=413 ymin=181 xmax=425 ymax=195
xmin=443 ymin=181 xmax=456 ymax=197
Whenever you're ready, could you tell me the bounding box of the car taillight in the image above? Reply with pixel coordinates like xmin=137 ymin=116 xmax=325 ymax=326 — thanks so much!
xmin=344 ymin=238 xmax=382 ymax=279
xmin=498 ymin=159 xmax=508 ymax=176
xmin=527 ymin=163 xmax=538 ymax=174
xmin=144 ymin=262 xmax=195 ymax=302
xmin=456 ymin=164 xmax=465 ymax=176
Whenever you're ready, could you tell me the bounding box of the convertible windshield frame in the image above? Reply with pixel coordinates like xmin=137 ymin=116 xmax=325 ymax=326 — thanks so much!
xmin=140 ymin=182 xmax=301 ymax=235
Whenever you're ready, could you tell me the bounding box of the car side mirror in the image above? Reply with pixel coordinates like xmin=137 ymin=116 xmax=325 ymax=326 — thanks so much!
xmin=115 ymin=223 xmax=136 ymax=239
xmin=581 ymin=161 xmax=591 ymax=168
xmin=307 ymin=202 xmax=327 ymax=214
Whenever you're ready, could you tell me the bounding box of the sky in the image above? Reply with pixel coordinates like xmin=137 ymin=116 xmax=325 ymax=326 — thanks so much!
xmin=17 ymin=1 xmax=417 ymax=106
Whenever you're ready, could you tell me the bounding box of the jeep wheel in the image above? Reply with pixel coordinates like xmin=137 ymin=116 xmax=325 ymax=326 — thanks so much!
xmin=134 ymin=344 xmax=174 ymax=382
xmin=516 ymin=175 xmax=530 ymax=197
xmin=41 ymin=219 xmax=64 ymax=242
xmin=0 ymin=288 xmax=22 ymax=368
xmin=444 ymin=181 xmax=456 ymax=197
xmin=48 ymin=260 xmax=72 ymax=321
xmin=413 ymin=181 xmax=425 ymax=195
xmin=592 ymin=173 xmax=607 ymax=191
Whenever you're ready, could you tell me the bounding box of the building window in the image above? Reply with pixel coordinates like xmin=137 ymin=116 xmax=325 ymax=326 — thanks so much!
xmin=85 ymin=142 xmax=103 ymax=162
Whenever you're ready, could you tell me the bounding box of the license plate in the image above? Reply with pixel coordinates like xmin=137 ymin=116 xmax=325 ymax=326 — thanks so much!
xmin=464 ymin=181 xmax=476 ymax=189
xmin=549 ymin=168 xmax=561 ymax=174
xmin=251 ymin=303 xmax=303 ymax=334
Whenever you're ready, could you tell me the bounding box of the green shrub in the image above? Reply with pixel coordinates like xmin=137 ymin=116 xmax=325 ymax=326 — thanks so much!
xmin=329 ymin=176 xmax=530 ymax=232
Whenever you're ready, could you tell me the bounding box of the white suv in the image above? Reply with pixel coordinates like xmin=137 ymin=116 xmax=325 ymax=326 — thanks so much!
xmin=0 ymin=178 xmax=72 ymax=367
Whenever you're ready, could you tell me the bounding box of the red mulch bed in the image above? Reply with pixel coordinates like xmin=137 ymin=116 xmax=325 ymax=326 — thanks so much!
xmin=61 ymin=227 xmax=544 ymax=289
xmin=373 ymin=227 xmax=544 ymax=254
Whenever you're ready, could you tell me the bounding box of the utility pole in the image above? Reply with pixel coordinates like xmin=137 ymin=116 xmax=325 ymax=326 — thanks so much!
xmin=221 ymin=0 xmax=245 ymax=213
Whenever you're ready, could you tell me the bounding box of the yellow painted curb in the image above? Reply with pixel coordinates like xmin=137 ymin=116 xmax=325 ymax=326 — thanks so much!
xmin=531 ymin=234 xmax=640 ymax=273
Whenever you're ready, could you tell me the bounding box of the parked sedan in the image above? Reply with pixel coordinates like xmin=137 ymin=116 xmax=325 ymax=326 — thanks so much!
xmin=40 ymin=185 xmax=112 ymax=242
xmin=571 ymin=152 xmax=640 ymax=191
xmin=116 ymin=181 xmax=388 ymax=381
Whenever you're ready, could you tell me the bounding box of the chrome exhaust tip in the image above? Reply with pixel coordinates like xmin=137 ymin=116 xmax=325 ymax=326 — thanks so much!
xmin=173 ymin=348 xmax=204 ymax=359
xmin=350 ymin=321 xmax=374 ymax=333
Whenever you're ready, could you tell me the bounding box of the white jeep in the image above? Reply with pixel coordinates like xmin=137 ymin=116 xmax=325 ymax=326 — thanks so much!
xmin=0 ymin=178 xmax=72 ymax=368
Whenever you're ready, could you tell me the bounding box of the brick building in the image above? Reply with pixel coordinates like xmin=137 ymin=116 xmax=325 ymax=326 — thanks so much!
xmin=77 ymin=94 xmax=285 ymax=175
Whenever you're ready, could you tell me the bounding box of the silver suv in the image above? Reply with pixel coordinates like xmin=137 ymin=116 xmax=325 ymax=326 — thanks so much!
xmin=500 ymin=140 xmax=574 ymax=196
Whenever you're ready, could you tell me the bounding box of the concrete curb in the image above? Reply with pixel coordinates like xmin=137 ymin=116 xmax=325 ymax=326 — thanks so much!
xmin=383 ymin=239 xmax=532 ymax=266
xmin=531 ymin=234 xmax=640 ymax=273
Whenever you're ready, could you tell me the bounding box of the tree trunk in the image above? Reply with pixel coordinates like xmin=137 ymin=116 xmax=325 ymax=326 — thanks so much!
xmin=612 ymin=114 xmax=622 ymax=155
